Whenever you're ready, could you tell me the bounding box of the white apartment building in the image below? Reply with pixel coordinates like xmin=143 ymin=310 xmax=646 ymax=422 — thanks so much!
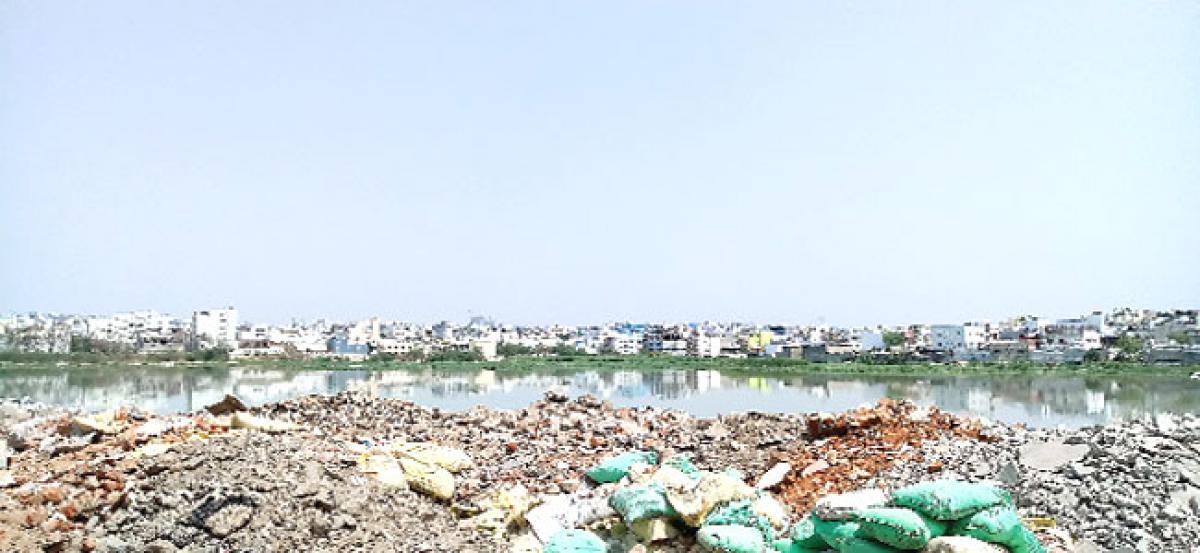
xmin=690 ymin=334 xmax=722 ymax=358
xmin=930 ymin=324 xmax=987 ymax=352
xmin=601 ymin=334 xmax=642 ymax=355
xmin=193 ymin=307 xmax=238 ymax=350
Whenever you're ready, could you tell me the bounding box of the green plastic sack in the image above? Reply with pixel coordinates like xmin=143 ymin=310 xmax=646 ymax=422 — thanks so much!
xmin=854 ymin=508 xmax=934 ymax=549
xmin=891 ymin=481 xmax=1011 ymax=520
xmin=951 ymin=505 xmax=1023 ymax=547
xmin=704 ymin=500 xmax=775 ymax=541
xmin=1008 ymin=527 xmax=1047 ymax=553
xmin=585 ymin=450 xmax=659 ymax=483
xmin=610 ymin=484 xmax=678 ymax=522
xmin=838 ymin=536 xmax=903 ymax=553
xmin=698 ymin=524 xmax=766 ymax=553
xmin=663 ymin=454 xmax=702 ymax=479
xmin=791 ymin=516 xmax=831 ymax=549
xmin=812 ymin=518 xmax=861 ymax=549
xmin=543 ymin=528 xmax=606 ymax=553
xmin=771 ymin=538 xmax=829 ymax=553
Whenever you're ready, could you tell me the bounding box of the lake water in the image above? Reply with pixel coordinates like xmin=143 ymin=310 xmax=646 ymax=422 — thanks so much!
xmin=1 ymin=365 xmax=1197 ymax=428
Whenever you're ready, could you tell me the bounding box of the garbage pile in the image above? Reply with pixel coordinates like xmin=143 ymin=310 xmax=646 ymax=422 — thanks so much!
xmin=474 ymin=440 xmax=1049 ymax=553
xmin=464 ymin=447 xmax=791 ymax=553
xmin=352 ymin=439 xmax=475 ymax=499
xmin=774 ymin=481 xmax=1045 ymax=553
xmin=0 ymin=392 xmax=1147 ymax=552
xmin=772 ymin=400 xmax=989 ymax=512
xmin=0 ymin=395 xmax=311 ymax=551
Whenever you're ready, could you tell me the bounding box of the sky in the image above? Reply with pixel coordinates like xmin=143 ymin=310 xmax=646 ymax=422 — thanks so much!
xmin=2 ymin=1 xmax=1198 ymax=326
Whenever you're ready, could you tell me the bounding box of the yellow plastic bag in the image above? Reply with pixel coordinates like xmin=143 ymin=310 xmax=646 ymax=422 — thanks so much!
xmin=359 ymin=454 xmax=409 ymax=488
xmin=390 ymin=442 xmax=474 ymax=473
xmin=400 ymin=457 xmax=455 ymax=500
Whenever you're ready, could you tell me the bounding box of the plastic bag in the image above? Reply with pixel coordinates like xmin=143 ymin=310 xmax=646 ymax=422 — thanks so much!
xmin=585 ymin=450 xmax=659 ymax=483
xmin=358 ymin=454 xmax=408 ymax=489
xmin=838 ymin=536 xmax=903 ymax=553
xmin=398 ymin=456 xmax=455 ymax=500
xmin=630 ymin=517 xmax=680 ymax=542
xmin=666 ymin=471 xmax=758 ymax=526
xmin=390 ymin=441 xmax=473 ymax=473
xmin=951 ymin=505 xmax=1023 ymax=547
xmin=923 ymin=536 xmax=1008 ymax=553
xmin=543 ymin=529 xmax=607 ymax=553
xmin=1008 ymin=527 xmax=1047 ymax=553
xmin=470 ymin=485 xmax=533 ymax=537
xmin=704 ymin=500 xmax=776 ymax=541
xmin=752 ymin=495 xmax=789 ymax=531
xmin=697 ymin=524 xmax=767 ymax=553
xmin=770 ymin=539 xmax=828 ymax=553
xmin=853 ymin=507 xmax=933 ymax=549
xmin=812 ymin=518 xmax=861 ymax=549
xmin=663 ymin=454 xmax=702 ymax=479
xmin=610 ymin=484 xmax=678 ymax=522
xmin=891 ymin=481 xmax=1011 ymax=521
xmin=814 ymin=489 xmax=889 ymax=521
xmin=790 ymin=516 xmax=831 ymax=549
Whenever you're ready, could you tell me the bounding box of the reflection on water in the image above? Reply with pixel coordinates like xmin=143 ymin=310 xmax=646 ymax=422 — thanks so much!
xmin=1 ymin=365 xmax=1197 ymax=428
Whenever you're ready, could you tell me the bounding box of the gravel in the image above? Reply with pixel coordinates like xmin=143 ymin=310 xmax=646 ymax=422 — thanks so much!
xmin=2 ymin=392 xmax=1198 ymax=552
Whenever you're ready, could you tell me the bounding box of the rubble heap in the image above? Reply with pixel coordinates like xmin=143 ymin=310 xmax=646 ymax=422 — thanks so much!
xmin=0 ymin=392 xmax=1196 ymax=552
xmin=772 ymin=400 xmax=989 ymax=512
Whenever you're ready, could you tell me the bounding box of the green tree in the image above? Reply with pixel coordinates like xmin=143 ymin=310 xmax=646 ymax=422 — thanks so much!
xmin=883 ymin=332 xmax=906 ymax=349
xmin=189 ymin=347 xmax=230 ymax=362
xmin=550 ymin=344 xmax=583 ymax=357
xmin=428 ymin=349 xmax=483 ymax=362
xmin=1168 ymin=331 xmax=1194 ymax=345
xmin=1113 ymin=335 xmax=1144 ymax=361
xmin=497 ymin=343 xmax=535 ymax=357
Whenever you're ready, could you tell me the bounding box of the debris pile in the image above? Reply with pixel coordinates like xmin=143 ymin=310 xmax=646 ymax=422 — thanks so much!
xmin=773 ymin=400 xmax=989 ymax=512
xmin=0 ymin=392 xmax=1196 ymax=551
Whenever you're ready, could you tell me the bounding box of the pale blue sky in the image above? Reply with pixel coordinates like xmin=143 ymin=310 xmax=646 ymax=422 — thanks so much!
xmin=2 ymin=1 xmax=1197 ymax=325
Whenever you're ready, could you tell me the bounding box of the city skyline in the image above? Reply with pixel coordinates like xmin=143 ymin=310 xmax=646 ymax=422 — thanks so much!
xmin=3 ymin=2 xmax=1198 ymax=325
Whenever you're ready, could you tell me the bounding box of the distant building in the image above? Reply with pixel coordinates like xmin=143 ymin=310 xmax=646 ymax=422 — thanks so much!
xmin=930 ymin=324 xmax=986 ymax=356
xmin=192 ymin=307 xmax=238 ymax=350
xmin=326 ymin=337 xmax=369 ymax=361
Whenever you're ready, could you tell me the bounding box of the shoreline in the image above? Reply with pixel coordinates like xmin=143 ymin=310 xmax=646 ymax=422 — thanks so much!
xmin=1 ymin=354 xmax=1194 ymax=378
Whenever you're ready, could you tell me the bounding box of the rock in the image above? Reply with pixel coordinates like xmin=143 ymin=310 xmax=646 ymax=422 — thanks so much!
xmin=1169 ymin=487 xmax=1200 ymax=516
xmin=1020 ymin=441 xmax=1089 ymax=471
xmin=144 ymin=540 xmax=178 ymax=553
xmin=755 ymin=463 xmax=791 ymax=490
xmin=998 ymin=462 xmax=1020 ymax=486
xmin=39 ymin=433 xmax=94 ymax=456
xmin=205 ymin=394 xmax=249 ymax=415
xmin=199 ymin=499 xmax=255 ymax=535
xmin=801 ymin=459 xmax=829 ymax=477
xmin=71 ymin=414 xmax=119 ymax=435
xmin=1155 ymin=413 xmax=1178 ymax=435
xmin=229 ymin=412 xmax=304 ymax=433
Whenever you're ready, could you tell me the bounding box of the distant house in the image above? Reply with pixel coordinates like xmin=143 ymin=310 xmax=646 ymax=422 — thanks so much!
xmin=327 ymin=337 xmax=369 ymax=361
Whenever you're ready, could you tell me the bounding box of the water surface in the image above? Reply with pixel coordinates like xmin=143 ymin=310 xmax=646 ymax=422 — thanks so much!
xmin=1 ymin=364 xmax=1196 ymax=428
